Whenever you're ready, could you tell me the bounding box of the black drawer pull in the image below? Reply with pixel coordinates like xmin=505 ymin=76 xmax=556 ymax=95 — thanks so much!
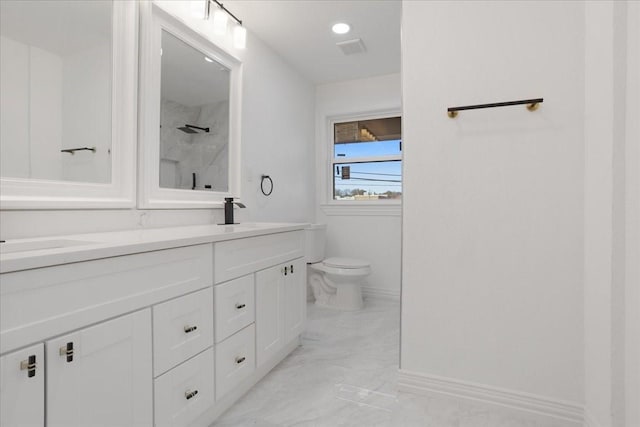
xmin=20 ymin=355 xmax=37 ymax=378
xmin=184 ymin=325 xmax=198 ymax=333
xmin=235 ymin=303 xmax=246 ymax=310
xmin=290 ymin=264 xmax=294 ymax=273
xmin=185 ymin=389 xmax=199 ymax=400
xmin=235 ymin=356 xmax=246 ymax=364
xmin=59 ymin=342 xmax=74 ymax=363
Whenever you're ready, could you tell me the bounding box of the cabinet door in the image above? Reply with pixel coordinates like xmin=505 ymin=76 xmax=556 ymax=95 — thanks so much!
xmin=284 ymin=257 xmax=306 ymax=342
xmin=0 ymin=343 xmax=44 ymax=427
xmin=255 ymin=265 xmax=285 ymax=368
xmin=46 ymin=309 xmax=152 ymax=427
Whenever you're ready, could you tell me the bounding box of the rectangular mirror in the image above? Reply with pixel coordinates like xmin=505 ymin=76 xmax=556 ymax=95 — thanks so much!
xmin=160 ymin=31 xmax=230 ymax=192
xmin=1 ymin=0 xmax=112 ymax=183
xmin=0 ymin=1 xmax=137 ymax=209
xmin=138 ymin=3 xmax=242 ymax=209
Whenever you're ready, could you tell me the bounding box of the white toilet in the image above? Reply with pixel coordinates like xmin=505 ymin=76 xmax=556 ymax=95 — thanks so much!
xmin=305 ymin=223 xmax=371 ymax=310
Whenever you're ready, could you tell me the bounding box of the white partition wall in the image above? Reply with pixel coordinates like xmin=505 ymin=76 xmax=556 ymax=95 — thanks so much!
xmin=400 ymin=0 xmax=585 ymax=420
xmin=400 ymin=1 xmax=640 ymax=425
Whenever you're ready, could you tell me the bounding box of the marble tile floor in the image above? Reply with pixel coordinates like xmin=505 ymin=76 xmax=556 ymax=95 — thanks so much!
xmin=213 ymin=298 xmax=575 ymax=427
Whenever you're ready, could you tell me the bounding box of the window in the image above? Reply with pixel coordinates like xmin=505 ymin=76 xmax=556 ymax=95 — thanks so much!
xmin=332 ymin=116 xmax=402 ymax=201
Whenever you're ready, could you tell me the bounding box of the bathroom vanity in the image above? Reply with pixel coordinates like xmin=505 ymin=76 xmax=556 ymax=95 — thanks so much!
xmin=0 ymin=223 xmax=307 ymax=426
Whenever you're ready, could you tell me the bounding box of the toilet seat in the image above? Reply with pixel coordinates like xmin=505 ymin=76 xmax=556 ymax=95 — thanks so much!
xmin=323 ymin=257 xmax=369 ymax=269
xmin=310 ymin=260 xmax=371 ymax=277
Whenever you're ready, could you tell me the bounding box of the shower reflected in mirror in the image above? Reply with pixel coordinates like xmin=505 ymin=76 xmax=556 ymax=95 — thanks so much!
xmin=177 ymin=124 xmax=210 ymax=134
xmin=159 ymin=30 xmax=230 ymax=191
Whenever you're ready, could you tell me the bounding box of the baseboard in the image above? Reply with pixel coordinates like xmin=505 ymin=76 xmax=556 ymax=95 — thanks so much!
xmin=397 ymin=369 xmax=584 ymax=425
xmin=583 ymin=407 xmax=603 ymax=427
xmin=362 ymin=286 xmax=400 ymax=300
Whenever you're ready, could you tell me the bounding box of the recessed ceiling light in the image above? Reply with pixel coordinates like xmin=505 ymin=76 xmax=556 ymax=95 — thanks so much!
xmin=332 ymin=23 xmax=350 ymax=35
xmin=204 ymin=56 xmax=214 ymax=63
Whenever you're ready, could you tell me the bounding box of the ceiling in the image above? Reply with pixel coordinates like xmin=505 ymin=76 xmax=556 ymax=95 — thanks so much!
xmin=224 ymin=0 xmax=401 ymax=85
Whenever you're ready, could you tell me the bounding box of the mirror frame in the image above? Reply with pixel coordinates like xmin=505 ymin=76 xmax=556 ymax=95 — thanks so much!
xmin=0 ymin=1 xmax=138 ymax=210
xmin=138 ymin=3 xmax=242 ymax=209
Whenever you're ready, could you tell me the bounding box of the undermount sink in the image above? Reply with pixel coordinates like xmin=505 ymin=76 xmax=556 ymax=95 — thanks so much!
xmin=0 ymin=239 xmax=98 ymax=254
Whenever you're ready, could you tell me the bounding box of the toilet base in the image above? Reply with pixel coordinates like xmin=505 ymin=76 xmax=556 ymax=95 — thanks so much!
xmin=308 ymin=271 xmax=364 ymax=311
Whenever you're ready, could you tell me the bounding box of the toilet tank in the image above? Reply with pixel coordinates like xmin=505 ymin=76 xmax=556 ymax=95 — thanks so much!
xmin=305 ymin=223 xmax=327 ymax=263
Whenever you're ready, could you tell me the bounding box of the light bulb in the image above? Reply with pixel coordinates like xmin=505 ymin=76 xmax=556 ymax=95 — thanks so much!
xmin=332 ymin=23 xmax=350 ymax=34
xmin=212 ymin=8 xmax=228 ymax=35
xmin=234 ymin=25 xmax=247 ymax=49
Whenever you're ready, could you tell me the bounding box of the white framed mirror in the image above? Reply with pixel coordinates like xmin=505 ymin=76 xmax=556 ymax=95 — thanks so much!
xmin=0 ymin=0 xmax=137 ymax=209
xmin=138 ymin=3 xmax=242 ymax=209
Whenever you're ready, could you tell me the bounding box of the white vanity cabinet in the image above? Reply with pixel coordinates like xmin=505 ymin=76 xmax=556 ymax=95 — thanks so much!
xmin=153 ymin=288 xmax=214 ymax=377
xmin=0 ymin=310 xmax=152 ymax=427
xmin=284 ymin=258 xmax=307 ymax=343
xmin=154 ymin=347 xmax=215 ymax=427
xmin=46 ymin=309 xmax=153 ymax=427
xmin=214 ymin=275 xmax=255 ymax=344
xmin=215 ymin=323 xmax=256 ymax=399
xmin=213 ymin=231 xmax=305 ymax=283
xmin=0 ymin=344 xmax=44 ymax=427
xmin=256 ymin=257 xmax=306 ymax=367
xmin=152 ymin=288 xmax=216 ymax=426
xmin=0 ymin=225 xmax=308 ymax=427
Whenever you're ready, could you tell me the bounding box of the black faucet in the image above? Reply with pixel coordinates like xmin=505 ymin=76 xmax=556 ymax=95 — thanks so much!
xmin=224 ymin=197 xmax=246 ymax=224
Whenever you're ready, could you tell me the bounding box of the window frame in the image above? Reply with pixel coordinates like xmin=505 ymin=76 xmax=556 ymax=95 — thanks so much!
xmin=326 ymin=111 xmax=402 ymax=206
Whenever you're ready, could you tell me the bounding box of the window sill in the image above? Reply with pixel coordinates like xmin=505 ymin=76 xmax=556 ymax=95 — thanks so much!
xmin=320 ymin=203 xmax=402 ymax=217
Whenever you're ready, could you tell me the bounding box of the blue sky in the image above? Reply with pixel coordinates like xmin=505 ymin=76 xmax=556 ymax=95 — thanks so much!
xmin=334 ymin=140 xmax=402 ymax=195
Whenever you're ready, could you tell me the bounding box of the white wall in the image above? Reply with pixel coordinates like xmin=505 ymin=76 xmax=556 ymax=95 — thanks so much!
xmin=584 ymin=2 xmax=615 ymax=423
xmin=240 ymin=27 xmax=315 ymax=224
xmin=61 ymin=42 xmax=112 ymax=184
xmin=30 ymin=46 xmax=63 ymax=181
xmin=315 ymin=74 xmax=402 ymax=298
xmin=624 ymin=6 xmax=640 ymax=427
xmin=0 ymin=1 xmax=315 ymax=239
xmin=401 ymin=0 xmax=584 ymax=405
xmin=154 ymin=1 xmax=315 ymax=224
xmin=0 ymin=36 xmax=62 ymax=181
xmin=0 ymin=36 xmax=112 ymax=183
xmin=584 ymin=2 xmax=640 ymax=426
xmin=0 ymin=36 xmax=30 ymax=178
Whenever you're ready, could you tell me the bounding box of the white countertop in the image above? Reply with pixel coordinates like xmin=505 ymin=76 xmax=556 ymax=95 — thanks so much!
xmin=0 ymin=222 xmax=308 ymax=273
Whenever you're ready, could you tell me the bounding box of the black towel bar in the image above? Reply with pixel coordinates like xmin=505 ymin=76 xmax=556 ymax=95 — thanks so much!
xmin=447 ymin=98 xmax=543 ymax=118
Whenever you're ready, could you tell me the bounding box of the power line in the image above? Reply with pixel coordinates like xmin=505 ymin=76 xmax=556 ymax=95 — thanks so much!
xmin=335 ymin=184 xmax=401 ymax=187
xmin=349 ymin=171 xmax=401 ymax=177
xmin=334 ymin=177 xmax=401 ymax=183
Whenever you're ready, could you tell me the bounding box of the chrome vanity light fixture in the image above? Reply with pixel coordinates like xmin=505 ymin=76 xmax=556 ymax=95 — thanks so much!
xmin=193 ymin=0 xmax=246 ymax=49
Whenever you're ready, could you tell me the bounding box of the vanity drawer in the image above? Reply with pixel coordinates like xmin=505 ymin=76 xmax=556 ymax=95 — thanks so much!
xmin=154 ymin=347 xmax=215 ymax=427
xmin=214 ymin=231 xmax=304 ymax=283
xmin=153 ymin=288 xmax=214 ymax=376
xmin=214 ymin=275 xmax=255 ymax=343
xmin=215 ymin=324 xmax=255 ymax=399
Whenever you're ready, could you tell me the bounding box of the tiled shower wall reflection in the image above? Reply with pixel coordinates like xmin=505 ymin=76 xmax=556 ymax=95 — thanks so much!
xmin=160 ymin=98 xmax=229 ymax=191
